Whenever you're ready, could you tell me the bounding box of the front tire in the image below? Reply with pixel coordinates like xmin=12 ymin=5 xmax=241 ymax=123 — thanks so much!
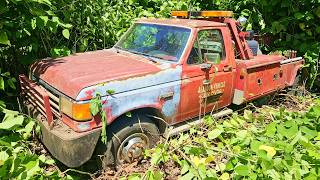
xmin=97 ymin=113 xmax=160 ymax=168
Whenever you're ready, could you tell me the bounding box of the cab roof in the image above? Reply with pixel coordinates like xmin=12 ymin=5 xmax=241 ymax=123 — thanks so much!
xmin=137 ymin=18 xmax=226 ymax=28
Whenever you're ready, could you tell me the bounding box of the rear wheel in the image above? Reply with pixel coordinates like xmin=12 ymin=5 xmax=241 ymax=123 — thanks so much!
xmin=96 ymin=113 xmax=160 ymax=168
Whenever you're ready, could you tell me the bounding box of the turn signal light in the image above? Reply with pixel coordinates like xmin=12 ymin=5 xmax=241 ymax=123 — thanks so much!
xmin=60 ymin=96 xmax=92 ymax=121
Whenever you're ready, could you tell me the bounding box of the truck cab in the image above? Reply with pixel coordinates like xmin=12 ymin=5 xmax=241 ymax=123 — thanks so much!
xmin=19 ymin=11 xmax=303 ymax=167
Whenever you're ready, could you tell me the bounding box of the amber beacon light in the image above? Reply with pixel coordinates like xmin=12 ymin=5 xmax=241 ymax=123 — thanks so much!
xmin=171 ymin=11 xmax=233 ymax=18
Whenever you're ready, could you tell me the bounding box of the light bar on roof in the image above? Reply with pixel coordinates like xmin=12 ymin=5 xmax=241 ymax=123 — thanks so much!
xmin=171 ymin=11 xmax=233 ymax=18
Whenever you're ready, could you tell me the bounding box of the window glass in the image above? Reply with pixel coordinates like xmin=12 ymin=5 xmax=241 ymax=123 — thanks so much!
xmin=117 ymin=23 xmax=191 ymax=62
xmin=187 ymin=29 xmax=225 ymax=64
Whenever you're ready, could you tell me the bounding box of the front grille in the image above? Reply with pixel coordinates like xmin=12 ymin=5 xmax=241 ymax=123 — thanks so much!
xmin=19 ymin=75 xmax=54 ymax=124
xmin=41 ymin=85 xmax=61 ymax=118
xmin=37 ymin=80 xmax=62 ymax=119
xmin=20 ymin=74 xmax=62 ymax=125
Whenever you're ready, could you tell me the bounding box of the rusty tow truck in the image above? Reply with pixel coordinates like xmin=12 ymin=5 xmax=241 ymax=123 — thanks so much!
xmin=19 ymin=11 xmax=304 ymax=167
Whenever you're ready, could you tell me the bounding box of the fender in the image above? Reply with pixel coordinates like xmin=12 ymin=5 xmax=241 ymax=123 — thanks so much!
xmin=76 ymin=66 xmax=183 ymax=125
xmin=100 ymin=80 xmax=181 ymax=125
xmin=287 ymin=63 xmax=303 ymax=86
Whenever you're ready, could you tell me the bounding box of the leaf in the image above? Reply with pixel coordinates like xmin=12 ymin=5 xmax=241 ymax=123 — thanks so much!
xmin=38 ymin=154 xmax=46 ymax=162
xmin=106 ymin=89 xmax=115 ymax=95
xmin=205 ymin=155 xmax=215 ymax=164
xmin=128 ymin=173 xmax=141 ymax=180
xmin=180 ymin=160 xmax=190 ymax=175
xmin=259 ymin=145 xmax=276 ymax=158
xmin=31 ymin=18 xmax=37 ymax=29
xmin=0 ymin=115 xmax=24 ymax=130
xmin=243 ymin=110 xmax=253 ymax=122
xmin=234 ymin=164 xmax=249 ymax=176
xmin=208 ymin=129 xmax=223 ymax=140
xmin=126 ymin=112 xmax=132 ymax=118
xmin=0 ymin=151 xmax=9 ymax=166
xmin=40 ymin=15 xmax=49 ymax=23
xmin=313 ymin=6 xmax=320 ymax=16
xmin=90 ymin=96 xmax=101 ymax=116
xmin=299 ymin=23 xmax=305 ymax=30
xmin=220 ymin=172 xmax=230 ymax=180
xmin=0 ymin=77 xmax=4 ymax=90
xmin=294 ymin=12 xmax=304 ymax=19
xmin=265 ymin=122 xmax=277 ymax=137
xmin=62 ymin=29 xmax=70 ymax=39
xmin=0 ymin=31 xmax=10 ymax=45
xmin=180 ymin=171 xmax=194 ymax=180
xmin=300 ymin=126 xmax=317 ymax=139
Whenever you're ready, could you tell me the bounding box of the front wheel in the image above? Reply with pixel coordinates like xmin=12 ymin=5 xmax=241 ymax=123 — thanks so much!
xmin=97 ymin=113 xmax=160 ymax=168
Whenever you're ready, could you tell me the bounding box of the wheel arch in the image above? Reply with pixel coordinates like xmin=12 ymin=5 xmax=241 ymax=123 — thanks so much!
xmin=108 ymin=107 xmax=168 ymax=134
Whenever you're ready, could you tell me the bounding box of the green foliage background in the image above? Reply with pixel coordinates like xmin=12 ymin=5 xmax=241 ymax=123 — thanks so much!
xmin=0 ymin=0 xmax=319 ymax=103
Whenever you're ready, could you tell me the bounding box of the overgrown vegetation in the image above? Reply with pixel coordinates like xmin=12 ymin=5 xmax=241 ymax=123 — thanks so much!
xmin=98 ymin=95 xmax=320 ymax=179
xmin=0 ymin=103 xmax=61 ymax=179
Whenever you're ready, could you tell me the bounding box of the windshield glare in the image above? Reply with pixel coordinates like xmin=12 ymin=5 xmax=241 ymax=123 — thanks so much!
xmin=116 ymin=23 xmax=191 ymax=62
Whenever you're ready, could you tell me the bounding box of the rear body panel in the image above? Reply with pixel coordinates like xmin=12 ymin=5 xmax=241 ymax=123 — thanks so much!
xmin=233 ymin=55 xmax=304 ymax=104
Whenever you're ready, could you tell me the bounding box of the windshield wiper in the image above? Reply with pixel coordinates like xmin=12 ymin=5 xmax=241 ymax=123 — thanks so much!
xmin=114 ymin=46 xmax=159 ymax=63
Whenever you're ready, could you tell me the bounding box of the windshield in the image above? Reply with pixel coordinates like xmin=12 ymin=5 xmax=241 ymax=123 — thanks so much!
xmin=116 ymin=23 xmax=191 ymax=62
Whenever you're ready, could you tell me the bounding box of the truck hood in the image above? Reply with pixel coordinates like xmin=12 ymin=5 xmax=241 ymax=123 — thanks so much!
xmin=31 ymin=49 xmax=166 ymax=99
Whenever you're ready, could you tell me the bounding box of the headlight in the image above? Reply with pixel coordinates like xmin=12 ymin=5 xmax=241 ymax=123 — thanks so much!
xmin=60 ymin=96 xmax=92 ymax=121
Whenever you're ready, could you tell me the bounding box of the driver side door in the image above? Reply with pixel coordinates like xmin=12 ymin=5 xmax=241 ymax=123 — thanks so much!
xmin=177 ymin=27 xmax=234 ymax=122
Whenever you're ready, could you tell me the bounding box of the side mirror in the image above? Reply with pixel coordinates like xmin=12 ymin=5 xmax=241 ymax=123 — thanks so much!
xmin=204 ymin=53 xmax=221 ymax=65
xmin=200 ymin=63 xmax=212 ymax=71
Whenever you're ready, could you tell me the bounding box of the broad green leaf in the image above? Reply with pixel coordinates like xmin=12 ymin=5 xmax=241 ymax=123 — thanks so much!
xmin=128 ymin=173 xmax=141 ymax=180
xmin=208 ymin=129 xmax=223 ymax=140
xmin=250 ymin=140 xmax=263 ymax=152
xmin=294 ymin=12 xmax=304 ymax=19
xmin=24 ymin=120 xmax=35 ymax=134
xmin=300 ymin=126 xmax=317 ymax=139
xmin=0 ymin=151 xmax=9 ymax=166
xmin=266 ymin=169 xmax=281 ymax=179
xmin=38 ymin=154 xmax=46 ymax=163
xmin=0 ymin=115 xmax=24 ymax=130
xmin=220 ymin=173 xmax=230 ymax=180
xmin=234 ymin=164 xmax=249 ymax=176
xmin=40 ymin=16 xmax=48 ymax=24
xmin=90 ymin=97 xmax=101 ymax=116
xmin=180 ymin=171 xmax=194 ymax=180
xmin=278 ymin=123 xmax=298 ymax=139
xmin=307 ymin=149 xmax=320 ymax=159
xmin=237 ymin=130 xmax=248 ymax=140
xmin=265 ymin=122 xmax=277 ymax=137
xmin=198 ymin=163 xmax=207 ymax=179
xmin=180 ymin=160 xmax=190 ymax=175
xmin=62 ymin=29 xmax=70 ymax=39
xmin=243 ymin=110 xmax=253 ymax=122
xmin=259 ymin=145 xmax=276 ymax=158
xmin=205 ymin=155 xmax=215 ymax=164
xmin=0 ymin=31 xmax=10 ymax=45
xmin=216 ymin=163 xmax=226 ymax=172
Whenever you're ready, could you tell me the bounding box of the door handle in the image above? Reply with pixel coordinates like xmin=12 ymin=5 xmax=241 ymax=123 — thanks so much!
xmin=223 ymin=65 xmax=232 ymax=72
xmin=160 ymin=92 xmax=174 ymax=101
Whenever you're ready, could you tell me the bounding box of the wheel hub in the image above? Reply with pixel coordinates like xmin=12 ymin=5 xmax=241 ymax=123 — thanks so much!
xmin=118 ymin=133 xmax=149 ymax=163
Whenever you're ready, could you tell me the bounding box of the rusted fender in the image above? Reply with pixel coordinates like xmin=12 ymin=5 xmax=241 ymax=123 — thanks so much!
xmin=77 ymin=65 xmax=183 ymax=125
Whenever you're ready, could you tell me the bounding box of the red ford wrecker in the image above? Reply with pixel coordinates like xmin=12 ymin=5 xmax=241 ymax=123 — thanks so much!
xmin=19 ymin=11 xmax=304 ymax=167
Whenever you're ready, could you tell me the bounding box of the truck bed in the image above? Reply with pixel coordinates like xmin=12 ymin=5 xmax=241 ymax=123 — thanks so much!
xmin=232 ymin=55 xmax=304 ymax=105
